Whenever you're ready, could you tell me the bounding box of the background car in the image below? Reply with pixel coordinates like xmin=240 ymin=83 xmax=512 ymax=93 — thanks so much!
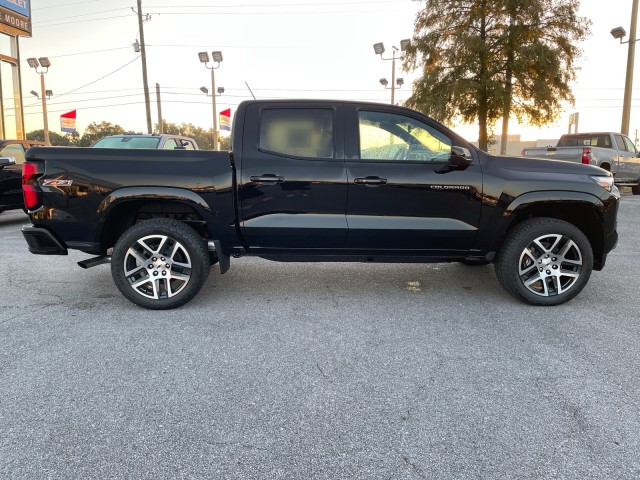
xmin=91 ymin=134 xmax=199 ymax=150
xmin=0 ymin=140 xmax=50 ymax=214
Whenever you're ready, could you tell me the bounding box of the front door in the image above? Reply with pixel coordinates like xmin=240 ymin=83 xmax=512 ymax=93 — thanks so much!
xmin=344 ymin=107 xmax=483 ymax=255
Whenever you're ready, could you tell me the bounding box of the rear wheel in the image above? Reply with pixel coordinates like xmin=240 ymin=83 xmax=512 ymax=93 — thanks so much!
xmin=632 ymin=183 xmax=640 ymax=195
xmin=495 ymin=218 xmax=593 ymax=306
xmin=111 ymin=218 xmax=210 ymax=309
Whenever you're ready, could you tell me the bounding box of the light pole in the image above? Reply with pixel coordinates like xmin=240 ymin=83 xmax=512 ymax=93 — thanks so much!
xmin=612 ymin=0 xmax=640 ymax=136
xmin=373 ymin=39 xmax=410 ymax=105
xmin=198 ymin=51 xmax=223 ymax=150
xmin=26 ymin=57 xmax=52 ymax=143
xmin=378 ymin=77 xmax=404 ymax=99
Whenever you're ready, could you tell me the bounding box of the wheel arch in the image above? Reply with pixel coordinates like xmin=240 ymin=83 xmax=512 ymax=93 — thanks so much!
xmin=97 ymin=187 xmax=232 ymax=258
xmin=501 ymin=191 xmax=605 ymax=269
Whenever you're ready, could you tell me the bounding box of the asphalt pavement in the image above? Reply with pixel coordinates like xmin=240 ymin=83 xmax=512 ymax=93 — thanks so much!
xmin=1 ymin=196 xmax=639 ymax=479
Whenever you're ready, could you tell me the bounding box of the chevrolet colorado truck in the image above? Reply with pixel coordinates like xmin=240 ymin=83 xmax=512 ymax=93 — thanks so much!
xmin=21 ymin=100 xmax=619 ymax=309
xmin=522 ymin=132 xmax=640 ymax=194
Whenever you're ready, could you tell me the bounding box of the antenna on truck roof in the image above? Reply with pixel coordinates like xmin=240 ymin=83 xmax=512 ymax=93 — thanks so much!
xmin=245 ymin=81 xmax=256 ymax=100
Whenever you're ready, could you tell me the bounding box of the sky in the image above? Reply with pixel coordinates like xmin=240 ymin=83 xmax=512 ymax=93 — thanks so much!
xmin=0 ymin=0 xmax=636 ymax=143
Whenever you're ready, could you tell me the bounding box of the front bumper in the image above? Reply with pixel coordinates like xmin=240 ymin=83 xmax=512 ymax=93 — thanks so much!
xmin=22 ymin=225 xmax=68 ymax=255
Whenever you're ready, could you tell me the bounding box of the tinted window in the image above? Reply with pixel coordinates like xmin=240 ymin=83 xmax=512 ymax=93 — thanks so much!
xmin=93 ymin=137 xmax=161 ymax=149
xmin=259 ymin=109 xmax=334 ymax=158
xmin=560 ymin=135 xmax=611 ymax=148
xmin=358 ymin=111 xmax=452 ymax=162
xmin=0 ymin=144 xmax=26 ymax=164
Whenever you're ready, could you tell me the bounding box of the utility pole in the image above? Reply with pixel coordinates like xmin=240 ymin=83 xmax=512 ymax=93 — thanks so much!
xmin=136 ymin=0 xmax=152 ymax=134
xmin=622 ymin=0 xmax=639 ymax=136
xmin=156 ymin=83 xmax=163 ymax=134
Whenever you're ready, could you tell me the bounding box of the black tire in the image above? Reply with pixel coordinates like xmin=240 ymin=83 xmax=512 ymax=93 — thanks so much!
xmin=632 ymin=183 xmax=640 ymax=195
xmin=111 ymin=218 xmax=210 ymax=309
xmin=494 ymin=218 xmax=593 ymax=306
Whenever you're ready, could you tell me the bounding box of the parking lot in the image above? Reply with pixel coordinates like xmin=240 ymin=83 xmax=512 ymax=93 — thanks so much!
xmin=1 ymin=195 xmax=639 ymax=479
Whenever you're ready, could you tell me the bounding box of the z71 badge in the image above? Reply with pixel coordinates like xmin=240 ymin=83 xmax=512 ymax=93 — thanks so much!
xmin=43 ymin=179 xmax=74 ymax=187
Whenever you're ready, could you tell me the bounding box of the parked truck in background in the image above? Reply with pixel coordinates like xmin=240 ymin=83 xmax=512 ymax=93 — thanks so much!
xmin=522 ymin=132 xmax=640 ymax=194
xmin=21 ymin=100 xmax=619 ymax=309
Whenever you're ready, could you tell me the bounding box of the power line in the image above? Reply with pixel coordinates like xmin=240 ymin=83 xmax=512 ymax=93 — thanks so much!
xmin=32 ymin=0 xmax=100 ymax=10
xmin=34 ymin=8 xmax=129 ymax=24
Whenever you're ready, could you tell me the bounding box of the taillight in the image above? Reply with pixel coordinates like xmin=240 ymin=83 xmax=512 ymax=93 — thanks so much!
xmin=581 ymin=148 xmax=591 ymax=165
xmin=22 ymin=161 xmax=44 ymax=210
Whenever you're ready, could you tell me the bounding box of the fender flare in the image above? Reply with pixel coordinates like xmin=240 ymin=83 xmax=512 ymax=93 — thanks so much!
xmin=98 ymin=186 xmax=214 ymax=216
xmin=97 ymin=187 xmax=232 ymax=272
xmin=503 ymin=190 xmax=603 ymax=217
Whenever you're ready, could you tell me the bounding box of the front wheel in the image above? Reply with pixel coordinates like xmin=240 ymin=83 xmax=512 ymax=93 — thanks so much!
xmin=632 ymin=183 xmax=640 ymax=195
xmin=111 ymin=218 xmax=210 ymax=309
xmin=495 ymin=218 xmax=593 ymax=306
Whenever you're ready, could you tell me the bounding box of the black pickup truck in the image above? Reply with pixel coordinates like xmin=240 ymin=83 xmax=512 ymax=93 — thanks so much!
xmin=21 ymin=100 xmax=619 ymax=309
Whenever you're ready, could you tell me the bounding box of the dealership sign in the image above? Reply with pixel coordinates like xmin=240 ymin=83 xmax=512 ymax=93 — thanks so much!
xmin=0 ymin=0 xmax=31 ymax=37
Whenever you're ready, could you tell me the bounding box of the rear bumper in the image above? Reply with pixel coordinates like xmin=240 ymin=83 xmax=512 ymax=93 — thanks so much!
xmin=22 ymin=225 xmax=68 ymax=255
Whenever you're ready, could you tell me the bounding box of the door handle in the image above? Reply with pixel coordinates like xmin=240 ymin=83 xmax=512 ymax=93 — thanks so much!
xmin=250 ymin=174 xmax=284 ymax=183
xmin=354 ymin=176 xmax=388 ymax=185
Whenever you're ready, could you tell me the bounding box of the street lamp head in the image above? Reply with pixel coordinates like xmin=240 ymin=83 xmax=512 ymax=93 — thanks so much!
xmin=400 ymin=39 xmax=411 ymax=51
xmin=27 ymin=57 xmax=39 ymax=69
xmin=198 ymin=51 xmax=210 ymax=63
xmin=200 ymin=86 xmax=209 ymax=94
xmin=379 ymin=78 xmax=389 ymax=86
xmin=373 ymin=42 xmax=385 ymax=55
xmin=396 ymin=77 xmax=404 ymax=86
xmin=212 ymin=51 xmax=223 ymax=63
xmin=611 ymin=26 xmax=627 ymax=40
xmin=217 ymin=87 xmax=225 ymax=94
xmin=45 ymin=90 xmax=53 ymax=98
xmin=38 ymin=57 xmax=51 ymax=68
xmin=30 ymin=90 xmax=38 ymax=98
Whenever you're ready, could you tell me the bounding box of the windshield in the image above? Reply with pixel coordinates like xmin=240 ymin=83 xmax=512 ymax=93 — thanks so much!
xmin=92 ymin=137 xmax=161 ymax=149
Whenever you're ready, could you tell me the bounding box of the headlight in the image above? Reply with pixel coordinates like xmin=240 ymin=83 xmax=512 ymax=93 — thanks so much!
xmin=589 ymin=175 xmax=614 ymax=192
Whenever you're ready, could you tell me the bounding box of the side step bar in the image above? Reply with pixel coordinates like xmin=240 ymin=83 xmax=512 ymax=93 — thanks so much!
xmin=78 ymin=255 xmax=111 ymax=269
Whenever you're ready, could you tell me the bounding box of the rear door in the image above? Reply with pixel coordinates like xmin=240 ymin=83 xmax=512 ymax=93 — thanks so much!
xmin=344 ymin=105 xmax=483 ymax=254
xmin=238 ymin=103 xmax=348 ymax=251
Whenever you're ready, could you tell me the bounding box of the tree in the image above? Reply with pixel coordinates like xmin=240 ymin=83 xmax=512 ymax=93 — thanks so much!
xmin=75 ymin=121 xmax=131 ymax=147
xmin=403 ymin=0 xmax=590 ymax=151
xmin=26 ymin=130 xmax=76 ymax=146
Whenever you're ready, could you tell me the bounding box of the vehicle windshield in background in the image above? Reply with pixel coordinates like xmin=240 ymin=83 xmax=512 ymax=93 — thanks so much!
xmin=92 ymin=136 xmax=161 ymax=149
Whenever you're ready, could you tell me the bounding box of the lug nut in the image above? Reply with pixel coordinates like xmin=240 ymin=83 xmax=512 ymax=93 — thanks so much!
xmin=166 ymin=263 xmax=170 ymax=268
xmin=546 ymin=270 xmax=551 ymax=274
xmin=148 ymin=264 xmax=153 ymax=269
xmin=152 ymin=257 xmax=157 ymax=261
xmin=552 ymin=257 xmax=557 ymax=261
xmin=539 ymin=267 xmax=543 ymax=272
xmin=153 ymin=271 xmax=158 ymax=276
xmin=161 ymin=257 xmax=165 ymax=261
xmin=162 ymin=271 xmax=166 ymax=276
xmin=553 ymin=265 xmax=558 ymax=270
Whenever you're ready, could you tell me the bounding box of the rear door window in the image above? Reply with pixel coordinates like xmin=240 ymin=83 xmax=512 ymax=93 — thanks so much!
xmin=259 ymin=109 xmax=334 ymax=159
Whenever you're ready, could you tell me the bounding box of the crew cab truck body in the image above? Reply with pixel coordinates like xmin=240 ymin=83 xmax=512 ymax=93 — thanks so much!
xmin=522 ymin=132 xmax=640 ymax=194
xmin=22 ymin=100 xmax=619 ymax=309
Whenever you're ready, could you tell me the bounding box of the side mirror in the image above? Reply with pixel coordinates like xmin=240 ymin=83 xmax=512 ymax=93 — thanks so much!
xmin=449 ymin=146 xmax=473 ymax=167
xmin=0 ymin=156 xmax=16 ymax=168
